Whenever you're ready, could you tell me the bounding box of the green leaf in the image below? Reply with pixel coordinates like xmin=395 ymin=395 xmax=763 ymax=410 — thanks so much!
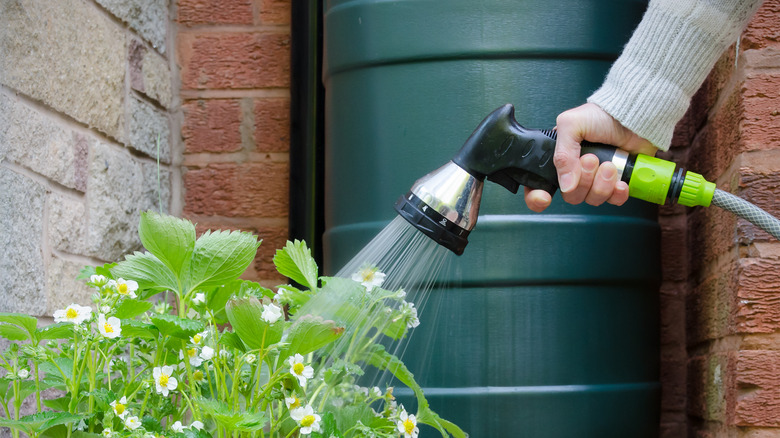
xmin=138 ymin=211 xmax=197 ymax=278
xmin=359 ymin=344 xmax=467 ymax=438
xmin=114 ymin=298 xmax=154 ymax=319
xmin=218 ymin=331 xmax=246 ymax=352
xmin=0 ymin=324 xmax=29 ymax=341
xmin=42 ymin=396 xmax=71 ymax=412
xmin=187 ymin=229 xmax=261 ymax=292
xmin=198 ymin=398 xmax=267 ymax=432
xmin=0 ymin=313 xmax=38 ymax=338
xmin=0 ymin=411 xmax=82 ymax=436
xmin=280 ymin=315 xmax=344 ymax=360
xmin=225 ymin=297 xmax=283 ymax=350
xmin=37 ymin=322 xmax=75 ymax=341
xmin=273 ymin=240 xmax=318 ymax=290
xmin=150 ymin=314 xmax=205 ymax=340
xmin=120 ymin=319 xmax=159 ymax=339
xmin=111 ymin=251 xmax=179 ymax=292
xmin=311 ymin=412 xmax=343 ymax=438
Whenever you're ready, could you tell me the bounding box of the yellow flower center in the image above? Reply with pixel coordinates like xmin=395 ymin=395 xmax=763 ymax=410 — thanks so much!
xmin=301 ymin=415 xmax=315 ymax=427
xmin=289 ymin=397 xmax=300 ymax=409
xmin=159 ymin=374 xmax=169 ymax=387
xmin=193 ymin=371 xmax=204 ymax=381
xmin=118 ymin=283 xmax=128 ymax=294
xmin=187 ymin=348 xmax=197 ymax=358
xmin=293 ymin=363 xmax=305 ymax=375
xmin=104 ymin=323 xmax=114 ymax=333
xmin=66 ymin=308 xmax=78 ymax=319
xmin=404 ymin=418 xmax=415 ymax=434
xmin=114 ymin=403 xmax=125 ymax=415
xmin=192 ymin=334 xmax=202 ymax=344
xmin=361 ymin=270 xmax=375 ymax=282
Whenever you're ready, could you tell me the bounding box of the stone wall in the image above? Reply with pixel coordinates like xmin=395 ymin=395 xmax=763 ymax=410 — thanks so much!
xmin=0 ymin=0 xmax=175 ymax=317
xmin=176 ymin=0 xmax=291 ymax=286
xmin=660 ymin=1 xmax=780 ymax=436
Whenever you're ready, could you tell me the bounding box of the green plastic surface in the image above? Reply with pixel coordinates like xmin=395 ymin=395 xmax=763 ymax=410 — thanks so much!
xmin=322 ymin=1 xmax=657 ymax=436
xmin=628 ymin=155 xmax=677 ymax=205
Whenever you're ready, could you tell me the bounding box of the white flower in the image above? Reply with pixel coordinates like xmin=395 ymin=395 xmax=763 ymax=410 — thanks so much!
xmin=396 ymin=289 xmax=407 ymax=299
xmin=245 ymin=354 xmax=257 ymax=364
xmin=99 ymin=314 xmax=122 ymax=339
xmin=153 ymin=366 xmax=178 ymax=396
xmin=75 ymin=419 xmax=87 ymax=431
xmin=371 ymin=386 xmax=382 ymax=398
xmin=397 ymin=410 xmax=419 ymax=438
xmin=290 ymin=405 xmax=321 ymax=435
xmin=274 ymin=287 xmax=291 ymax=304
xmin=16 ymin=369 xmax=29 ymax=379
xmin=285 ymin=395 xmax=301 ymax=410
xmin=113 ymin=278 xmax=138 ymax=298
xmin=54 ymin=304 xmax=93 ymax=325
xmin=287 ymin=354 xmax=314 ymax=386
xmin=171 ymin=421 xmax=184 ymax=433
xmin=100 ymin=305 xmax=112 ymax=314
xmin=90 ymin=275 xmax=107 ymax=286
xmin=200 ymin=346 xmax=214 ymax=361
xmin=110 ymin=396 xmax=129 ymax=419
xmin=400 ymin=301 xmax=420 ymax=328
xmin=190 ymin=330 xmax=208 ymax=345
xmin=192 ymin=292 xmax=206 ymax=305
xmin=191 ymin=421 xmax=204 ymax=430
xmin=184 ymin=348 xmax=203 ymax=367
xmin=101 ymin=428 xmax=112 ymax=437
xmin=261 ymin=303 xmax=283 ymax=324
xmin=219 ymin=349 xmax=231 ymax=359
xmin=124 ymin=416 xmax=141 ymax=430
xmin=351 ymin=265 xmax=386 ymax=292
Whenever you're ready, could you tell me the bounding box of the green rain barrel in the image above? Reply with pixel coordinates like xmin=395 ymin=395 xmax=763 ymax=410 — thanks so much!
xmin=322 ymin=1 xmax=659 ymax=436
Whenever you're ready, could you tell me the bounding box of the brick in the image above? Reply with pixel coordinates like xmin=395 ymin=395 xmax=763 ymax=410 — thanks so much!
xmin=740 ymin=429 xmax=780 ymax=438
xmin=183 ymin=99 xmax=243 ymax=153
xmin=0 ymin=93 xmax=89 ymax=192
xmin=254 ymin=98 xmax=290 ymax=152
xmin=741 ymin=73 xmax=780 ymax=152
xmin=129 ymin=95 xmax=171 ymax=163
xmin=687 ymin=261 xmax=738 ymax=344
xmin=687 ymin=353 xmax=735 ymax=423
xmin=661 ymin=357 xmax=687 ymax=413
xmin=96 ymin=0 xmax=168 ymax=53
xmin=178 ymin=0 xmax=254 ymax=25
xmin=0 ymin=167 xmax=46 ymax=316
xmin=183 ymin=162 xmax=289 ymax=217
xmin=46 ymin=255 xmax=93 ymax=315
xmin=735 ymin=258 xmax=780 ymax=333
xmin=741 ymin=0 xmax=780 ymax=51
xmin=689 ymin=90 xmax=744 ymax=179
xmin=259 ymin=0 xmax=290 ymax=25
xmin=0 ymin=0 xmax=125 ymax=140
xmin=660 ymin=214 xmax=688 ymax=281
xmin=129 ymin=38 xmax=173 ymax=108
xmin=178 ymin=31 xmax=291 ymax=90
xmin=688 ymin=204 xmax=739 ymax=280
xmin=735 ymin=350 xmax=780 ymax=426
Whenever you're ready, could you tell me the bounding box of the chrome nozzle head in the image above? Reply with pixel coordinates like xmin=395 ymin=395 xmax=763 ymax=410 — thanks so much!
xmin=394 ymin=161 xmax=483 ymax=255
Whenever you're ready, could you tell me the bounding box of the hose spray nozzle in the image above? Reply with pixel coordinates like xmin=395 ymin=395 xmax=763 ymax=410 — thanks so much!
xmin=395 ymin=104 xmax=716 ymax=255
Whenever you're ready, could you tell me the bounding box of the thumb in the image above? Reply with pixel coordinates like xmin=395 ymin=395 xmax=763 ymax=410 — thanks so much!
xmin=553 ymin=116 xmax=584 ymax=194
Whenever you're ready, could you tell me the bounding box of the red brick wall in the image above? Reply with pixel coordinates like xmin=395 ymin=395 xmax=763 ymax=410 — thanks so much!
xmin=662 ymin=1 xmax=780 ymax=436
xmin=176 ymin=0 xmax=291 ymax=285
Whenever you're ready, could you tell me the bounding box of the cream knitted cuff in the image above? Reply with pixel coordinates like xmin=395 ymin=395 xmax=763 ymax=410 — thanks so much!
xmin=588 ymin=0 xmax=763 ymax=151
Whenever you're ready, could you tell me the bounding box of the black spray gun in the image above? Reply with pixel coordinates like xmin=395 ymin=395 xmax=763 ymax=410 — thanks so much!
xmin=394 ymin=104 xmax=780 ymax=255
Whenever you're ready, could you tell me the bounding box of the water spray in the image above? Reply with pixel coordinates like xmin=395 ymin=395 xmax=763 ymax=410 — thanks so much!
xmin=395 ymin=104 xmax=780 ymax=255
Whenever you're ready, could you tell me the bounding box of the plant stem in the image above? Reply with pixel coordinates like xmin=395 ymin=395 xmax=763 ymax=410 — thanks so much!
xmin=34 ymin=361 xmax=41 ymax=412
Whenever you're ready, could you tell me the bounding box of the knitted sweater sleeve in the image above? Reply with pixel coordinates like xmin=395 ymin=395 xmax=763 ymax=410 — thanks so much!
xmin=587 ymin=0 xmax=764 ymax=151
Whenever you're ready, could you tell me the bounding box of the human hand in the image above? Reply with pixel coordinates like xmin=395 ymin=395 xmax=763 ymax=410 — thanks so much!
xmin=523 ymin=103 xmax=659 ymax=212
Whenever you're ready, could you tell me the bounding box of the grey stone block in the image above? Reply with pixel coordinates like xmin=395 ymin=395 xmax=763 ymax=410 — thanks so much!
xmin=129 ymin=38 xmax=173 ymax=108
xmin=85 ymin=142 xmax=145 ymax=261
xmin=0 ymin=167 xmax=46 ymax=315
xmin=97 ymin=0 xmax=168 ymax=54
xmin=129 ymin=95 xmax=171 ymax=163
xmin=0 ymin=0 xmax=125 ymax=140
xmin=48 ymin=192 xmax=88 ymax=255
xmin=46 ymin=256 xmax=94 ymax=314
xmin=0 ymin=93 xmax=89 ymax=192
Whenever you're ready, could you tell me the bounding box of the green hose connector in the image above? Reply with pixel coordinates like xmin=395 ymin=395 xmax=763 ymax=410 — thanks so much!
xmin=627 ymin=155 xmax=676 ymax=205
xmin=678 ymin=171 xmax=715 ymax=207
